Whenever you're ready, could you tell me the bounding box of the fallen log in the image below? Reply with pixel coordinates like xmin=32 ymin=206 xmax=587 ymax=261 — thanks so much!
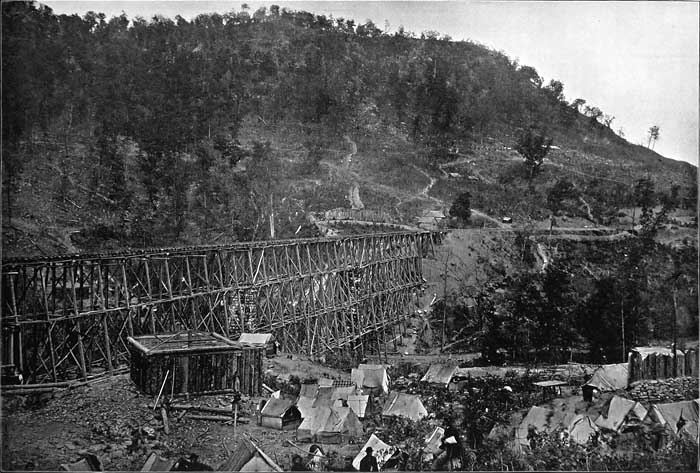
xmin=184 ymin=414 xmax=248 ymax=423
xmin=2 ymin=387 xmax=57 ymax=395
xmin=171 ymin=404 xmax=234 ymax=415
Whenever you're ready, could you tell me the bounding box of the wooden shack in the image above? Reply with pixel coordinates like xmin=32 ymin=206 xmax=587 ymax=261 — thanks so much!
xmin=128 ymin=332 xmax=263 ymax=396
xmin=628 ymin=346 xmax=699 ymax=383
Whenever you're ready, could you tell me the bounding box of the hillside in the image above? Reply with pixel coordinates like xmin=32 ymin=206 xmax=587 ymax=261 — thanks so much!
xmin=1 ymin=2 xmax=696 ymax=258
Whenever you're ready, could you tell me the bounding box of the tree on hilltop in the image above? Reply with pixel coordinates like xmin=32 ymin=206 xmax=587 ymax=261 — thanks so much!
xmin=647 ymin=125 xmax=660 ymax=150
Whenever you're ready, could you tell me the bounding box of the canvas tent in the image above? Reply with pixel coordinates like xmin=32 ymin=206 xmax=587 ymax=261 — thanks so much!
xmin=299 ymin=383 xmax=319 ymax=399
xmin=382 ymin=392 xmax=428 ymax=421
xmin=297 ymin=406 xmax=363 ymax=444
xmin=649 ymin=399 xmax=699 ymax=442
xmin=317 ymin=406 xmax=363 ymax=444
xmin=296 ymin=396 xmax=315 ymax=420
xmin=585 ymin=363 xmax=628 ymax=391
xmin=594 ymin=395 xmax=647 ymax=432
xmin=516 ymin=406 xmax=573 ymax=450
xmin=567 ymin=414 xmax=600 ymax=445
xmin=218 ymin=436 xmax=283 ymax=472
xmin=346 ymin=394 xmax=370 ymax=419
xmin=351 ymin=364 xmax=390 ymax=394
xmin=352 ymin=434 xmax=396 ymax=470
xmin=260 ymin=397 xmax=302 ymax=430
xmin=421 ymin=363 xmax=458 ymax=386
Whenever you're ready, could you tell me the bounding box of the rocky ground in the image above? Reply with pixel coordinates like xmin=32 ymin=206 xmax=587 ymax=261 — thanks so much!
xmin=1 ymin=371 xmax=358 ymax=472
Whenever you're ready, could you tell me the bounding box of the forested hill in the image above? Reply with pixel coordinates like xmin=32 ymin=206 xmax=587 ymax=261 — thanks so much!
xmin=2 ymin=2 xmax=696 ymax=256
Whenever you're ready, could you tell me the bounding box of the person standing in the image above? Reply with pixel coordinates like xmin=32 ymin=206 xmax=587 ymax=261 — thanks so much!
xmin=359 ymin=447 xmax=379 ymax=472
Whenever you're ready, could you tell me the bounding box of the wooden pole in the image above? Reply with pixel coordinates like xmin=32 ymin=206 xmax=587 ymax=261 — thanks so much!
xmin=620 ymin=297 xmax=625 ymax=363
xmin=69 ymin=267 xmax=88 ymax=381
xmin=672 ymin=288 xmax=678 ymax=377
xmin=39 ymin=267 xmax=58 ymax=382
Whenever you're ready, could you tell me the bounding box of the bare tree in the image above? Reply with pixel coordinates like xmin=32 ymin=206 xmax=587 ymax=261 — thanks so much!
xmin=647 ymin=125 xmax=660 ymax=149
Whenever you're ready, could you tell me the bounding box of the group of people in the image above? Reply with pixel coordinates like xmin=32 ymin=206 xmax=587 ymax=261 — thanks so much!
xmin=289 ymin=420 xmax=465 ymax=471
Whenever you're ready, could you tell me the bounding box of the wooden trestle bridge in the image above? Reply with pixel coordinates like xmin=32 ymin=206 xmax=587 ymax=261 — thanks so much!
xmin=1 ymin=231 xmax=442 ymax=384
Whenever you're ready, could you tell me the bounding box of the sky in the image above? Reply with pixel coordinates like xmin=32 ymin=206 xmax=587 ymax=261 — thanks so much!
xmin=44 ymin=1 xmax=699 ymax=166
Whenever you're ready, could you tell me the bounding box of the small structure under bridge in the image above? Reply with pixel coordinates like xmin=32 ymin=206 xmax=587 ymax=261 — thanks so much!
xmin=1 ymin=231 xmax=443 ymax=384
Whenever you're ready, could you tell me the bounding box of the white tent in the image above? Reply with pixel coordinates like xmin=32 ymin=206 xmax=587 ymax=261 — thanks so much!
xmin=351 ymin=364 xmax=390 ymax=394
xmin=296 ymin=396 xmax=315 ymax=419
xmin=351 ymin=434 xmax=396 ymax=470
xmin=567 ymin=414 xmax=600 ymax=445
xmin=297 ymin=406 xmax=363 ymax=444
xmin=421 ymin=363 xmax=458 ymax=386
xmin=382 ymin=392 xmax=428 ymax=421
xmin=346 ymin=394 xmax=370 ymax=418
xmin=594 ymin=395 xmax=647 ymax=432
xmin=649 ymin=399 xmax=700 ymax=442
xmin=584 ymin=363 xmax=629 ymax=391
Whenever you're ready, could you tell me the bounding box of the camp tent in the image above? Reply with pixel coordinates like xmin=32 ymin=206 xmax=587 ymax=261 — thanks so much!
xmin=313 ymin=386 xmax=335 ymax=408
xmin=296 ymin=396 xmax=315 ymax=420
xmin=382 ymin=392 xmax=428 ymax=421
xmin=218 ymin=436 xmax=283 ymax=472
xmin=583 ymin=363 xmax=629 ymax=400
xmin=351 ymin=364 xmax=390 ymax=394
xmin=346 ymin=394 xmax=370 ymax=419
xmin=515 ymin=406 xmax=573 ymax=450
xmin=317 ymin=406 xmax=364 ymax=444
xmin=298 ymin=407 xmax=332 ymax=443
xmin=299 ymin=383 xmax=319 ymax=399
xmin=351 ymin=434 xmax=396 ymax=471
xmin=649 ymin=399 xmax=699 ymax=442
xmin=297 ymin=406 xmax=363 ymax=444
xmin=421 ymin=363 xmax=458 ymax=386
xmin=260 ymin=397 xmax=302 ymax=430
xmin=567 ymin=414 xmax=600 ymax=445
xmin=594 ymin=395 xmax=647 ymax=432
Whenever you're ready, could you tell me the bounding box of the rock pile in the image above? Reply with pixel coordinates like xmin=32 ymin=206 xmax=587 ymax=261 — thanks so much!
xmin=627 ymin=377 xmax=699 ymax=404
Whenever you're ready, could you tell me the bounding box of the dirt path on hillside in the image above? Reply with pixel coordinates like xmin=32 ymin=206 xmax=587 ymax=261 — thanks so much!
xmin=343 ymin=135 xmax=364 ymax=210
xmin=470 ymin=208 xmax=506 ymax=228
xmin=410 ymin=165 xmax=442 ymax=206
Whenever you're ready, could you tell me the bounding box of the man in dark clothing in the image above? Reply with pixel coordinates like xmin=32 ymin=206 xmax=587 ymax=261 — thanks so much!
xmin=433 ymin=421 xmax=463 ymax=470
xmin=359 ymin=447 xmax=379 ymax=472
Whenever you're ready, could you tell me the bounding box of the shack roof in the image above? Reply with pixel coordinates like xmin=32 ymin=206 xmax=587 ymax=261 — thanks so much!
xmin=584 ymin=363 xmax=628 ymax=391
xmin=128 ymin=332 xmax=239 ymax=356
xmin=238 ymin=333 xmax=273 ymax=345
xmin=631 ymin=346 xmax=674 ymax=359
xmin=421 ymin=363 xmax=459 ymax=385
xmin=260 ymin=397 xmax=299 ymax=418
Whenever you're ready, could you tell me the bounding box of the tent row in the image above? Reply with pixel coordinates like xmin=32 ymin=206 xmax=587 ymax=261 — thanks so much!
xmin=515 ymin=396 xmax=699 ymax=451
